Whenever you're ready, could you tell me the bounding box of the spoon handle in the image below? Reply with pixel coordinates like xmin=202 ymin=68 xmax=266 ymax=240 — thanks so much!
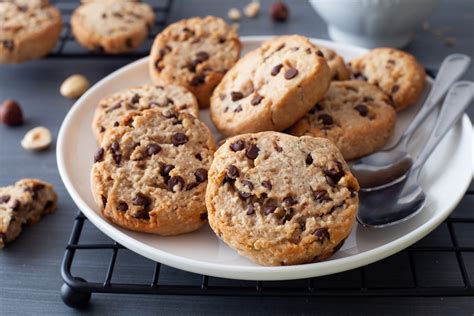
xmin=399 ymin=54 xmax=471 ymax=145
xmin=412 ymin=81 xmax=474 ymax=174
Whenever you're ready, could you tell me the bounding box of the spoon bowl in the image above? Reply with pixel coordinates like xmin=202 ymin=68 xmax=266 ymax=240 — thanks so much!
xmin=357 ymin=81 xmax=473 ymax=227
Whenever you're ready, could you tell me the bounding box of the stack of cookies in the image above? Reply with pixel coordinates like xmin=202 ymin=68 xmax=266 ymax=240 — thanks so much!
xmin=90 ymin=15 xmax=426 ymax=266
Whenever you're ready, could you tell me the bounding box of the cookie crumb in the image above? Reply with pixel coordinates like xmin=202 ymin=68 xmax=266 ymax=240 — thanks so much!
xmin=244 ymin=1 xmax=260 ymax=18
xmin=228 ymin=8 xmax=241 ymax=21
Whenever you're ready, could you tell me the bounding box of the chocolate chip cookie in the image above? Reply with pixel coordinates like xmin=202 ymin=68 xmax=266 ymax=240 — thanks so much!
xmin=71 ymin=0 xmax=154 ymax=54
xmin=210 ymin=35 xmax=331 ymax=136
xmin=319 ymin=46 xmax=351 ymax=81
xmin=0 ymin=0 xmax=62 ymax=64
xmin=348 ymin=48 xmax=426 ymax=111
xmin=149 ymin=16 xmax=241 ymax=108
xmin=206 ymin=132 xmax=359 ymax=266
xmin=91 ymin=108 xmax=216 ymax=236
xmin=92 ymin=84 xmax=199 ymax=143
xmin=289 ymin=80 xmax=396 ymax=160
xmin=0 ymin=179 xmax=57 ymax=248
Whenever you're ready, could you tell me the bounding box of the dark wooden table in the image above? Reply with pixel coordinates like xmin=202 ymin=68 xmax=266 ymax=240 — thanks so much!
xmin=1 ymin=0 xmax=473 ymax=314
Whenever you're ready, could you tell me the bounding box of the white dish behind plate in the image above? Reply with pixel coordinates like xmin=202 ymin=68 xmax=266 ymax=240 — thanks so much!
xmin=57 ymin=36 xmax=473 ymax=281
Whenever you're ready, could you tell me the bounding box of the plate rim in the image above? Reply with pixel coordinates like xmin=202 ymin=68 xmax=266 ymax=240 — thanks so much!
xmin=57 ymin=35 xmax=473 ymax=280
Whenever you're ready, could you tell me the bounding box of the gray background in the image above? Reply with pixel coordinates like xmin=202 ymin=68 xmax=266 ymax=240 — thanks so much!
xmin=1 ymin=0 xmax=473 ymax=314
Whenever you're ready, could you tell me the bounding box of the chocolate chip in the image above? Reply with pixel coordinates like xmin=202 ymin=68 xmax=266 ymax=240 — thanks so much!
xmin=101 ymin=195 xmax=107 ymax=207
xmin=349 ymin=187 xmax=358 ymax=197
xmin=186 ymin=182 xmax=199 ymax=191
xmin=305 ymin=154 xmax=313 ymax=165
xmin=230 ymin=139 xmax=246 ymax=152
xmin=2 ymin=40 xmax=14 ymax=51
xmin=324 ymin=166 xmax=345 ymax=185
xmin=284 ymin=68 xmax=298 ymax=80
xmin=313 ymin=190 xmax=332 ymax=202
xmin=354 ymin=104 xmax=368 ymax=117
xmin=195 ymin=153 xmax=202 ymax=161
xmin=172 ymin=133 xmax=188 ymax=146
xmin=231 ymin=91 xmax=244 ymax=101
xmin=194 ymin=168 xmax=208 ymax=183
xmin=325 ymin=176 xmax=336 ymax=187
xmin=283 ymin=196 xmax=297 ymax=206
xmin=0 ymin=195 xmax=10 ymax=204
xmin=251 ymin=95 xmax=263 ymax=106
xmin=271 ymin=64 xmax=283 ymax=76
xmin=94 ymin=147 xmax=104 ymax=163
xmin=195 ymin=51 xmax=209 ymax=62
xmin=131 ymin=94 xmax=140 ymax=104
xmin=132 ymin=193 xmax=151 ymax=208
xmin=200 ymin=213 xmax=207 ymax=220
xmin=387 ymin=59 xmax=396 ymax=65
xmin=105 ymin=103 xmax=121 ymax=113
xmin=190 ymin=74 xmax=206 ymax=86
xmin=314 ymin=228 xmax=329 ymax=242
xmin=246 ymin=204 xmax=255 ymax=215
xmin=132 ymin=209 xmax=150 ymax=219
xmin=316 ymin=50 xmax=324 ymax=57
xmin=11 ymin=199 xmax=20 ymax=211
xmin=146 ymin=143 xmax=161 ymax=156
xmin=263 ymin=199 xmax=278 ymax=215
xmin=226 ymin=165 xmax=239 ymax=179
xmin=100 ymin=126 xmax=105 ymax=133
xmin=391 ymin=85 xmax=400 ymax=93
xmin=168 ymin=176 xmax=185 ymax=192
xmin=160 ymin=164 xmax=175 ymax=178
xmin=242 ymin=180 xmax=254 ymax=190
xmin=238 ymin=191 xmax=251 ymax=199
xmin=113 ymin=121 xmax=119 ymax=127
xmin=234 ymin=105 xmax=242 ymax=113
xmin=318 ymin=114 xmax=333 ymax=125
xmin=352 ymin=73 xmax=367 ymax=81
xmin=261 ymin=180 xmax=272 ymax=190
xmin=245 ymin=144 xmax=259 ymax=160
xmin=218 ymin=37 xmax=226 ymax=44
xmin=110 ymin=141 xmax=120 ymax=152
xmin=117 ymin=201 xmax=128 ymax=212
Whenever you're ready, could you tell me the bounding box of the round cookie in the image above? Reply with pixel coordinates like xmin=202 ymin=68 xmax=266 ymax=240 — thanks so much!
xmin=289 ymin=80 xmax=396 ymax=160
xmin=348 ymin=48 xmax=425 ymax=111
xmin=319 ymin=46 xmax=350 ymax=81
xmin=149 ymin=16 xmax=241 ymax=108
xmin=210 ymin=35 xmax=331 ymax=136
xmin=206 ymin=132 xmax=359 ymax=266
xmin=91 ymin=108 xmax=216 ymax=236
xmin=71 ymin=0 xmax=155 ymax=54
xmin=92 ymin=84 xmax=200 ymax=143
xmin=0 ymin=0 xmax=62 ymax=64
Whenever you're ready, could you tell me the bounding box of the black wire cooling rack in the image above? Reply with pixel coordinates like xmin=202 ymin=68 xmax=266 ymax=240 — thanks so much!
xmin=48 ymin=0 xmax=173 ymax=59
xmin=61 ymin=184 xmax=474 ymax=308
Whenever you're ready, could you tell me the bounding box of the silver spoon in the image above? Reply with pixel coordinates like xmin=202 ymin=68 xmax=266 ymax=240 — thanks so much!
xmin=351 ymin=54 xmax=471 ymax=189
xmin=357 ymin=81 xmax=473 ymax=228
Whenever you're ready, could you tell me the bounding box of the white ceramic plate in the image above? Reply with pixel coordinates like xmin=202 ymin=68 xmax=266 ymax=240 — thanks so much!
xmin=57 ymin=36 xmax=473 ymax=281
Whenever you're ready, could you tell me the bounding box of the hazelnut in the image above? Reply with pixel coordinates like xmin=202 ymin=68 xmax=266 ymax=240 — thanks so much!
xmin=0 ymin=99 xmax=24 ymax=126
xmin=270 ymin=1 xmax=289 ymax=22
xmin=21 ymin=126 xmax=52 ymax=151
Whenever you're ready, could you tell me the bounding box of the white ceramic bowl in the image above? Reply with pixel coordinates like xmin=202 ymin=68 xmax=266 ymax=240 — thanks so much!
xmin=310 ymin=0 xmax=439 ymax=48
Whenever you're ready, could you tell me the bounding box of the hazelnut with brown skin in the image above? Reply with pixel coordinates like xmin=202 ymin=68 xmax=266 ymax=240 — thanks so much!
xmin=270 ymin=1 xmax=289 ymax=22
xmin=0 ymin=99 xmax=24 ymax=126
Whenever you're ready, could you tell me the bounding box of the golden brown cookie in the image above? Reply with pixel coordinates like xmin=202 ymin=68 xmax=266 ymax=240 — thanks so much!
xmin=206 ymin=132 xmax=359 ymax=266
xmin=149 ymin=16 xmax=241 ymax=108
xmin=348 ymin=48 xmax=425 ymax=111
xmin=71 ymin=0 xmax=154 ymax=53
xmin=210 ymin=35 xmax=331 ymax=136
xmin=0 ymin=0 xmax=62 ymax=64
xmin=289 ymin=80 xmax=396 ymax=160
xmin=91 ymin=108 xmax=216 ymax=236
